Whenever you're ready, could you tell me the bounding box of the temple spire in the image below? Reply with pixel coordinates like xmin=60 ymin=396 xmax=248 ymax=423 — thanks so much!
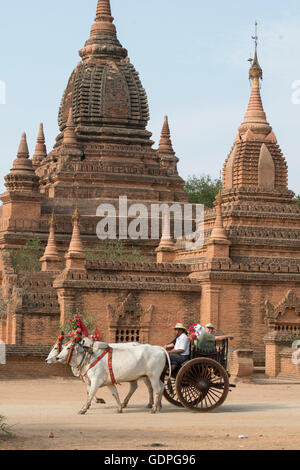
xmin=157 ymin=116 xmax=179 ymax=174
xmin=249 ymin=21 xmax=263 ymax=89
xmin=160 ymin=210 xmax=174 ymax=247
xmin=32 ymin=123 xmax=47 ymax=167
xmin=206 ymin=190 xmax=231 ymax=260
xmin=239 ymin=22 xmax=271 ymax=139
xmin=65 ymin=207 xmax=86 ymax=270
xmin=156 ymin=209 xmax=175 ymax=263
xmin=12 ymin=132 xmax=35 ymax=173
xmin=17 ymin=133 xmax=29 ymax=159
xmin=210 ymin=191 xmax=228 ymax=241
xmin=40 ymin=211 xmax=62 ymax=271
xmin=90 ymin=0 xmax=116 ymax=38
xmin=96 ymin=0 xmax=113 ymax=20
xmin=68 ymin=207 xmax=84 ymax=256
xmin=158 ymin=116 xmax=175 ymax=156
xmin=63 ymin=108 xmax=77 ymax=145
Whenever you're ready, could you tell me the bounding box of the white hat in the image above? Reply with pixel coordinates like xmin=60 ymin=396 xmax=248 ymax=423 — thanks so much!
xmin=205 ymin=323 xmax=215 ymax=329
xmin=174 ymin=322 xmax=186 ymax=330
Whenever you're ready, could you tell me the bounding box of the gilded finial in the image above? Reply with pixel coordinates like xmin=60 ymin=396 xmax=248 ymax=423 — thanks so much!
xmin=72 ymin=206 xmax=80 ymax=222
xmin=215 ymin=189 xmax=223 ymax=205
xmin=49 ymin=210 xmax=56 ymax=227
xmin=249 ymin=21 xmax=263 ymax=88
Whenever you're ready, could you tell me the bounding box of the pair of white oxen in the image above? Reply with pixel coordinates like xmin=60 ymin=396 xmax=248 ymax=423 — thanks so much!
xmin=46 ymin=338 xmax=171 ymax=415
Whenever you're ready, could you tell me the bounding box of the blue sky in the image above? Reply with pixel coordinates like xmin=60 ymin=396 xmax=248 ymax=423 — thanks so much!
xmin=0 ymin=0 xmax=299 ymax=194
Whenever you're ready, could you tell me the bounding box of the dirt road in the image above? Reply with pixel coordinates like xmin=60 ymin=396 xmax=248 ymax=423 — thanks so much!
xmin=0 ymin=377 xmax=299 ymax=450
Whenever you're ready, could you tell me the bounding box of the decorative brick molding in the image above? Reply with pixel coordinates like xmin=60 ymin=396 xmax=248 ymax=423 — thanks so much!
xmin=5 ymin=345 xmax=51 ymax=357
xmin=264 ymin=290 xmax=300 ymax=378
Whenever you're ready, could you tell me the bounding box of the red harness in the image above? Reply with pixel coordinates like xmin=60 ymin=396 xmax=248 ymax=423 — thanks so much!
xmin=83 ymin=346 xmax=116 ymax=384
xmin=66 ymin=344 xmax=75 ymax=365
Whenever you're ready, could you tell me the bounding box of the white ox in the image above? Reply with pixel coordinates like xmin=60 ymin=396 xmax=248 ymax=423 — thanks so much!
xmin=56 ymin=341 xmax=171 ymax=415
xmin=45 ymin=340 xmax=154 ymax=409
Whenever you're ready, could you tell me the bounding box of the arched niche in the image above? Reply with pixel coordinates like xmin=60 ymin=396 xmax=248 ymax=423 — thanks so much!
xmin=224 ymin=145 xmax=238 ymax=189
xmin=258 ymin=143 xmax=275 ymax=189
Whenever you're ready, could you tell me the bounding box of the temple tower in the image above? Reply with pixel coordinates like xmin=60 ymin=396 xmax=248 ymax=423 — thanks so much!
xmin=175 ymin=24 xmax=300 ymax=364
xmin=35 ymin=0 xmax=187 ymax=210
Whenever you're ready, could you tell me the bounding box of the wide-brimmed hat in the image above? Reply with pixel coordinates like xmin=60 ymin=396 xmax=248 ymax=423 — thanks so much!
xmin=173 ymin=322 xmax=186 ymax=330
xmin=205 ymin=323 xmax=215 ymax=330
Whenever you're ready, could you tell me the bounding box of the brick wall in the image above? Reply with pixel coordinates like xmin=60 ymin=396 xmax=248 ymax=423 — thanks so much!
xmin=0 ymin=345 xmax=72 ymax=379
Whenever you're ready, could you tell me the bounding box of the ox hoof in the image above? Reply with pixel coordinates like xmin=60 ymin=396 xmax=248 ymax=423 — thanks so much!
xmin=96 ymin=398 xmax=106 ymax=404
xmin=78 ymin=410 xmax=87 ymax=415
xmin=117 ymin=408 xmax=123 ymax=414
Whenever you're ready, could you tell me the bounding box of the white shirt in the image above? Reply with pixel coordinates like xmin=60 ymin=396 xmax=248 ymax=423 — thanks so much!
xmin=174 ymin=333 xmax=190 ymax=356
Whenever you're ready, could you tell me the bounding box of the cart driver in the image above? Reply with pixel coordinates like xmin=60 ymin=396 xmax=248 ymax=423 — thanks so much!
xmin=192 ymin=323 xmax=234 ymax=353
xmin=164 ymin=322 xmax=190 ymax=372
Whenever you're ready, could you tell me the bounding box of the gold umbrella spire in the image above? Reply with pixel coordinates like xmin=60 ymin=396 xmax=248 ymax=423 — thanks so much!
xmin=249 ymin=21 xmax=263 ymax=89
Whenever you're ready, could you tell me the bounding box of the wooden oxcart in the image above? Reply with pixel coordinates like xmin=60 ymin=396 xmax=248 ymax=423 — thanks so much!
xmin=161 ymin=339 xmax=235 ymax=412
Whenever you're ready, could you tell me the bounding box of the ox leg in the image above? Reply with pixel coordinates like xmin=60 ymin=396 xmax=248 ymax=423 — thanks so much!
xmin=143 ymin=377 xmax=154 ymax=409
xmin=148 ymin=376 xmax=164 ymax=414
xmin=82 ymin=377 xmax=93 ymax=410
xmin=107 ymin=385 xmax=123 ymax=414
xmin=122 ymin=381 xmax=137 ymax=409
xmin=79 ymin=377 xmax=104 ymax=415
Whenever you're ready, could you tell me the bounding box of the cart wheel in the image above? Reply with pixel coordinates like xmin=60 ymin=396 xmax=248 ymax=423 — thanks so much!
xmin=176 ymin=358 xmax=229 ymax=412
xmin=161 ymin=370 xmax=183 ymax=408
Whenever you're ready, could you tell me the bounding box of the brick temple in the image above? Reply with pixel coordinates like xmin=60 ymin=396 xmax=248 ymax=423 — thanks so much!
xmin=0 ymin=2 xmax=299 ymax=378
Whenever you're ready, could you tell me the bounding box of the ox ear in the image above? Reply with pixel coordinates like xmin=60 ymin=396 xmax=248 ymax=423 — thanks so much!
xmin=93 ymin=341 xmax=109 ymax=352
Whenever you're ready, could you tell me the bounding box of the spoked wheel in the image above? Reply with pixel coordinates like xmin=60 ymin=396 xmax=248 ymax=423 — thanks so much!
xmin=176 ymin=358 xmax=229 ymax=412
xmin=161 ymin=370 xmax=183 ymax=408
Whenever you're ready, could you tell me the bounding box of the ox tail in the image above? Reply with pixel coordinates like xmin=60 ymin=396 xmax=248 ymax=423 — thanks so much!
xmin=157 ymin=346 xmax=172 ymax=380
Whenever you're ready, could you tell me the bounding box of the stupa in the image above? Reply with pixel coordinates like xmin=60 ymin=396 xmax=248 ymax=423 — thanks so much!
xmin=0 ymin=0 xmax=187 ymax=254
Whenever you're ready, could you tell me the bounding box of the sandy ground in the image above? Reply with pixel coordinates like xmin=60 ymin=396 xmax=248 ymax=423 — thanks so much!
xmin=0 ymin=377 xmax=299 ymax=450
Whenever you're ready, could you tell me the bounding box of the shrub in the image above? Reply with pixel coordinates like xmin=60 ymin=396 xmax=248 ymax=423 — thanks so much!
xmin=84 ymin=239 xmax=149 ymax=263
xmin=9 ymin=238 xmax=43 ymax=273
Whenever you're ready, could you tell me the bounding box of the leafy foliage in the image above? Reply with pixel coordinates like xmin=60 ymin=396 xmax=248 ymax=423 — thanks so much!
xmin=184 ymin=175 xmax=222 ymax=208
xmin=84 ymin=239 xmax=149 ymax=264
xmin=296 ymin=195 xmax=300 ymax=207
xmin=9 ymin=238 xmax=43 ymax=273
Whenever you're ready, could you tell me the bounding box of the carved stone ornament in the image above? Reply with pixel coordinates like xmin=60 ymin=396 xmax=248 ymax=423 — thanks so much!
xmin=107 ymin=292 xmax=154 ymax=327
xmin=265 ymin=290 xmax=300 ymax=322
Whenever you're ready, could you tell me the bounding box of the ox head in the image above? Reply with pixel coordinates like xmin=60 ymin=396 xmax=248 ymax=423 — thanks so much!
xmin=56 ymin=334 xmax=85 ymax=367
xmin=45 ymin=332 xmax=65 ymax=364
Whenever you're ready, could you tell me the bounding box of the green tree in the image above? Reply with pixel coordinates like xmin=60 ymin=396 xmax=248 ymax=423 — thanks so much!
xmin=296 ymin=195 xmax=300 ymax=207
xmin=184 ymin=175 xmax=221 ymax=208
